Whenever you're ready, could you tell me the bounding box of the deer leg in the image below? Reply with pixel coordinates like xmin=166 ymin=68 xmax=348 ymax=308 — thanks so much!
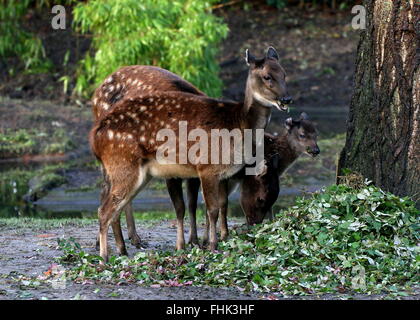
xmin=166 ymin=178 xmax=186 ymax=250
xmin=98 ymin=194 xmax=129 ymax=262
xmin=112 ymin=214 xmax=127 ymax=256
xmin=98 ymin=196 xmax=122 ymax=263
xmin=219 ymin=179 xmax=229 ymax=241
xmin=200 ymin=176 xmax=220 ymax=251
xmin=96 ymin=169 xmax=110 ymax=251
xmin=186 ymin=178 xmax=200 ymax=246
xmin=125 ymin=202 xmax=142 ymax=248
xmin=98 ymin=165 xmax=150 ymax=263
xmin=266 ymin=207 xmax=274 ymax=221
xmin=202 ymin=211 xmax=210 ymax=246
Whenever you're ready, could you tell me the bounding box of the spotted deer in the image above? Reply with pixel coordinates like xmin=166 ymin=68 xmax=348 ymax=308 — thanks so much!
xmin=90 ymin=47 xmax=292 ymax=262
xmin=92 ymin=65 xmax=205 ymax=249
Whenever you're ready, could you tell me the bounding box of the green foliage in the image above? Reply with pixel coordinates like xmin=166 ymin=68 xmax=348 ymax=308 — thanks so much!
xmin=0 ymin=1 xmax=45 ymax=72
xmin=0 ymin=128 xmax=75 ymax=158
xmin=266 ymin=0 xmax=287 ymax=9
xmin=72 ymin=0 xmax=228 ymax=97
xmin=58 ymin=183 xmax=419 ymax=295
xmin=0 ymin=0 xmax=75 ymax=73
xmin=0 ymin=129 xmax=36 ymax=157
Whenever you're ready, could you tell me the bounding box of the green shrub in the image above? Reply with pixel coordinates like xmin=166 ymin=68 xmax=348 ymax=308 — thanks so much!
xmin=266 ymin=0 xmax=287 ymax=9
xmin=72 ymin=0 xmax=228 ymax=98
xmin=0 ymin=0 xmax=75 ymax=73
xmin=0 ymin=129 xmax=36 ymax=157
xmin=0 ymin=0 xmax=45 ymax=71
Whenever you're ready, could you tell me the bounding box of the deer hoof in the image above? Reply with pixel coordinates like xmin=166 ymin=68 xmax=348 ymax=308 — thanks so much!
xmin=220 ymin=233 xmax=229 ymax=241
xmin=188 ymin=237 xmax=200 ymax=246
xmin=129 ymin=234 xmax=142 ymax=248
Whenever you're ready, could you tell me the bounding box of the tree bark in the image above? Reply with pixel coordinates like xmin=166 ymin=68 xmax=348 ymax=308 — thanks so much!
xmin=338 ymin=0 xmax=419 ymax=205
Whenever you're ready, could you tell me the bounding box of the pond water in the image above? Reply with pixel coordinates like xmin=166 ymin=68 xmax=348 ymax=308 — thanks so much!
xmin=0 ymin=106 xmax=348 ymax=220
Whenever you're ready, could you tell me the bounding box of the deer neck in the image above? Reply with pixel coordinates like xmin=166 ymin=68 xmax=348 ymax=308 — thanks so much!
xmin=275 ymin=134 xmax=300 ymax=175
xmin=243 ymin=80 xmax=273 ymax=130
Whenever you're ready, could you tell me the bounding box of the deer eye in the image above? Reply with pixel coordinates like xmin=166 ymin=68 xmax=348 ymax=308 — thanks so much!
xmin=263 ymin=75 xmax=271 ymax=81
xmin=299 ymin=134 xmax=306 ymax=139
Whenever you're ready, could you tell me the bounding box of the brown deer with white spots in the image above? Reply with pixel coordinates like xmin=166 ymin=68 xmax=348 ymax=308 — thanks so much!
xmin=92 ymin=65 xmax=205 ymax=249
xmin=90 ymin=47 xmax=292 ymax=262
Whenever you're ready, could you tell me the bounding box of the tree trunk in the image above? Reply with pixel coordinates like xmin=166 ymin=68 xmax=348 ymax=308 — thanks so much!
xmin=337 ymin=0 xmax=419 ymax=205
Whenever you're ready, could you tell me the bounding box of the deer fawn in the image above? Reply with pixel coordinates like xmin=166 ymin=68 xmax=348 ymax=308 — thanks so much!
xmin=239 ymin=112 xmax=320 ymax=225
xmin=198 ymin=113 xmax=319 ymax=241
xmin=90 ymin=47 xmax=291 ymax=262
xmin=92 ymin=65 xmax=205 ymax=249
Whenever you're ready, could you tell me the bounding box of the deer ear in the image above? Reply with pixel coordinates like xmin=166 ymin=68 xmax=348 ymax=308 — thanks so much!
xmin=300 ymin=112 xmax=309 ymax=120
xmin=245 ymin=49 xmax=256 ymax=66
xmin=285 ymin=117 xmax=293 ymax=131
xmin=266 ymin=46 xmax=279 ymax=61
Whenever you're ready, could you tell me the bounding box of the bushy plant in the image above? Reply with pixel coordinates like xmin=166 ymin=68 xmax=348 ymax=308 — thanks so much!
xmin=0 ymin=0 xmax=45 ymax=72
xmin=72 ymin=0 xmax=228 ymax=97
xmin=0 ymin=0 xmax=74 ymax=73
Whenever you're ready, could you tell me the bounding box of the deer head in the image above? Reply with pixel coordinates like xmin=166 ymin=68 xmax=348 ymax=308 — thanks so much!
xmin=285 ymin=112 xmax=320 ymax=158
xmin=245 ymin=47 xmax=292 ymax=112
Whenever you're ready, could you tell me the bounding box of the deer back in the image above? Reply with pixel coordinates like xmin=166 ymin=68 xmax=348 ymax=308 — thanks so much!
xmin=92 ymin=65 xmax=205 ymax=120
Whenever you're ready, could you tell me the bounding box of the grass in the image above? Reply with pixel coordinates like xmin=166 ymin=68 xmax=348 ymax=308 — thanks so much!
xmin=0 ymin=128 xmax=75 ymax=159
xmin=0 ymin=217 xmax=96 ymax=230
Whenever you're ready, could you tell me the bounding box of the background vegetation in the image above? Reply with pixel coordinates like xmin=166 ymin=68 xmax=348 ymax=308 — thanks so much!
xmin=0 ymin=0 xmax=358 ymax=98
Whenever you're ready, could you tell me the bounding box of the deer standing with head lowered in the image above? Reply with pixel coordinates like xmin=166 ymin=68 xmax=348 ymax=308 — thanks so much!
xmin=239 ymin=113 xmax=320 ymax=225
xmin=90 ymin=47 xmax=292 ymax=262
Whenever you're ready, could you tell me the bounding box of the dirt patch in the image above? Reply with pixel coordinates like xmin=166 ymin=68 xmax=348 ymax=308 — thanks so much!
xmin=0 ymin=219 xmax=261 ymax=300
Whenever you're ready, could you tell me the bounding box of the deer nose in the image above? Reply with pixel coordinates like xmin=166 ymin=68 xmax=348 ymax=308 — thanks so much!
xmin=312 ymin=146 xmax=320 ymax=155
xmin=280 ymin=96 xmax=293 ymax=105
